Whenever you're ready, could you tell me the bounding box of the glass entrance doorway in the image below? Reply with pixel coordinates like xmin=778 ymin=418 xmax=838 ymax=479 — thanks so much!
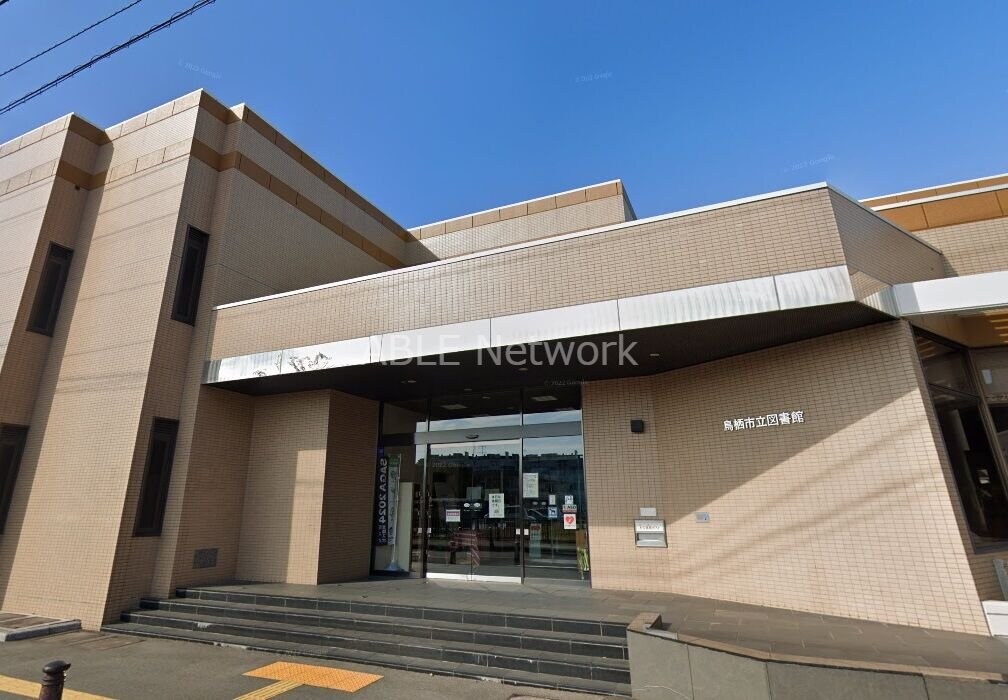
xmin=426 ymin=440 xmax=522 ymax=580
xmin=521 ymin=435 xmax=589 ymax=580
xmin=373 ymin=385 xmax=589 ymax=583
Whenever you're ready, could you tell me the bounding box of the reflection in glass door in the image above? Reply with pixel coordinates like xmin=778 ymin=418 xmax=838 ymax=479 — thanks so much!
xmin=426 ymin=440 xmax=522 ymax=580
xmin=521 ymin=435 xmax=589 ymax=580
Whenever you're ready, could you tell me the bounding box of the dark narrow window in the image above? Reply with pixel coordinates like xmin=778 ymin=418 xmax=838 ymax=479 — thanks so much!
xmin=916 ymin=333 xmax=1008 ymax=545
xmin=0 ymin=425 xmax=29 ymax=534
xmin=171 ymin=227 xmax=209 ymax=325
xmin=27 ymin=243 xmax=73 ymax=336
xmin=134 ymin=418 xmax=179 ymax=536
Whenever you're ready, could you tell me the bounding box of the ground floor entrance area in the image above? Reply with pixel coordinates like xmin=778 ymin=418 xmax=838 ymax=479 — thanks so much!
xmin=100 ymin=578 xmax=1008 ymax=698
xmin=372 ymin=384 xmax=589 ymax=583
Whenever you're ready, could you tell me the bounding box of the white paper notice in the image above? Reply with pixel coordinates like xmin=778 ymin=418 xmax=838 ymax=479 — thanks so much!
xmin=522 ymin=472 xmax=539 ymax=499
xmin=489 ymin=493 xmax=504 ymax=519
xmin=445 ymin=508 xmax=461 ymax=523
xmin=563 ymin=513 xmax=577 ymax=530
xmin=548 ymin=494 xmax=556 ymax=505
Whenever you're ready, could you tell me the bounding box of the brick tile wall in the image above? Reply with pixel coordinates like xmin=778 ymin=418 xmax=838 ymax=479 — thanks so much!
xmin=582 ymin=321 xmax=989 ymax=634
xmin=0 ymin=179 xmax=58 ymax=416
xmin=236 ymin=391 xmax=331 ymax=584
xmin=0 ymin=153 xmax=189 ymax=628
xmin=318 ymin=391 xmax=379 ymax=582
xmin=404 ymin=194 xmax=631 ymax=264
xmin=0 ymin=118 xmax=69 ymax=181
xmin=913 ymin=217 xmax=1008 ymax=277
xmin=148 ymin=139 xmax=391 ymax=596
xmin=830 ymin=192 xmax=945 ymax=285
xmin=212 ymin=188 xmax=846 ymax=359
xmin=233 ymin=122 xmax=405 ymax=260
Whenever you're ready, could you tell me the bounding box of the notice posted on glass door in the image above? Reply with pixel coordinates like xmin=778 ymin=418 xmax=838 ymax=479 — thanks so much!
xmin=522 ymin=472 xmax=539 ymax=498
xmin=489 ymin=492 xmax=504 ymax=518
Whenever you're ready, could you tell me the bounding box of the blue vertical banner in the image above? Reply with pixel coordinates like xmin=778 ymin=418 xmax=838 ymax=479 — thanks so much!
xmin=386 ymin=454 xmax=401 ymax=546
xmin=375 ymin=454 xmax=389 ymax=546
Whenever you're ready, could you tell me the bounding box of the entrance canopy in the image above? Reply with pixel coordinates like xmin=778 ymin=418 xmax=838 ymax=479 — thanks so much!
xmin=887 ymin=270 xmax=1008 ymax=349
xmin=203 ymin=183 xmax=944 ymax=399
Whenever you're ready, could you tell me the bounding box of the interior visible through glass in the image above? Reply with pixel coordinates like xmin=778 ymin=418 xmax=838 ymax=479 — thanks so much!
xmin=374 ymin=385 xmax=588 ymax=580
xmin=916 ymin=334 xmax=1008 ymax=546
xmin=425 ymin=440 xmax=522 ymax=578
xmin=522 ymin=435 xmax=589 ymax=580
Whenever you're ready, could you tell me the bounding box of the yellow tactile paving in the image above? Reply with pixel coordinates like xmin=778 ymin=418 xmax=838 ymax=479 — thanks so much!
xmin=243 ymin=661 xmax=382 ymax=694
xmin=0 ymin=673 xmax=114 ymax=700
xmin=233 ymin=679 xmax=303 ymax=700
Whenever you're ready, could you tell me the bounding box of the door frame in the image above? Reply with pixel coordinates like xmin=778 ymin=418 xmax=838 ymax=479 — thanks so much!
xmin=424 ymin=437 xmax=524 ymax=583
xmin=372 ymin=394 xmax=586 ymax=583
xmin=419 ymin=428 xmax=586 ymax=583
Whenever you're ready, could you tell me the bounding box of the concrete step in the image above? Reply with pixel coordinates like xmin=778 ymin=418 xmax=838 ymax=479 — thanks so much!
xmin=140 ymin=597 xmax=628 ymax=660
xmin=983 ymin=600 xmax=1008 ymax=636
xmin=176 ymin=586 xmax=627 ymax=638
xmin=117 ymin=608 xmax=629 ymax=683
xmin=102 ymin=620 xmax=631 ymax=697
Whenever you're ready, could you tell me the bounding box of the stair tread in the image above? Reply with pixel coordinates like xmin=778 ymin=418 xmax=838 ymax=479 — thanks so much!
xmin=103 ymin=622 xmax=630 ymax=697
xmin=123 ymin=608 xmax=628 ymax=670
xmin=176 ymin=587 xmax=628 ymax=635
xmin=144 ymin=597 xmax=627 ymax=649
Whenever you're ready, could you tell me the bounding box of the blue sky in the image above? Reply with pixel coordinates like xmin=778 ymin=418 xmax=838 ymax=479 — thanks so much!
xmin=2 ymin=1 xmax=1006 ymax=226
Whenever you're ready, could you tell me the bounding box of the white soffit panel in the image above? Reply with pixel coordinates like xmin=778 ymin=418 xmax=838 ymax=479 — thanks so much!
xmin=775 ymin=266 xmax=854 ymax=310
xmin=490 ymin=301 xmax=620 ymax=346
xmin=379 ymin=320 xmax=491 ymax=362
xmin=893 ymin=271 xmax=1008 ymax=315
xmin=618 ymin=277 xmax=778 ymax=331
xmin=283 ymin=337 xmax=373 ymax=373
xmin=211 ymin=351 xmax=282 ymax=382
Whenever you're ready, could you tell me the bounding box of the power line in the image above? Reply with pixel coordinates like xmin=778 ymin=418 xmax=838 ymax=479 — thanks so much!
xmin=1 ymin=0 xmax=147 ymax=80
xmin=0 ymin=0 xmax=217 ymax=117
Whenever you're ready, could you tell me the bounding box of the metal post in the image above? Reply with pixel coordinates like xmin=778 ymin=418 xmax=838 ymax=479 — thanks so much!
xmin=39 ymin=661 xmax=70 ymax=700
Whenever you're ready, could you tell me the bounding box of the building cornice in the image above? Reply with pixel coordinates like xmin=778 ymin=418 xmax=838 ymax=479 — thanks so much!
xmin=215 ymin=182 xmax=833 ymax=311
xmin=410 ymin=180 xmax=625 ymax=239
xmin=0 ymin=90 xmax=414 ymax=244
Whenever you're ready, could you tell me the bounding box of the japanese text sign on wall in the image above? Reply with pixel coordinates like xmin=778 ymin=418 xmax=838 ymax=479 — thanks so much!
xmin=722 ymin=410 xmax=805 ymax=432
xmin=375 ymin=456 xmax=389 ymax=546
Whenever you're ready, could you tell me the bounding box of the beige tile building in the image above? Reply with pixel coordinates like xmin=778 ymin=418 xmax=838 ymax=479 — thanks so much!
xmin=1 ymin=90 xmax=1007 ymax=639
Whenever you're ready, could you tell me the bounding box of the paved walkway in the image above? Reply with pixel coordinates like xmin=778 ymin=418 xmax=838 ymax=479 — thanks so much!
xmin=0 ymin=612 xmax=80 ymax=642
xmin=0 ymin=631 xmax=597 ymax=699
xmin=192 ymin=578 xmax=1008 ymax=680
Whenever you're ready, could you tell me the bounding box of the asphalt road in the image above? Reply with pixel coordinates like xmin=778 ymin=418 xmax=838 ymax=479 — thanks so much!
xmin=0 ymin=631 xmax=600 ymax=699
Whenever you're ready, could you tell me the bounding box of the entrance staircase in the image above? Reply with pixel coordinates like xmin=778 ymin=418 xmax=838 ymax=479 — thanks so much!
xmin=103 ymin=586 xmax=631 ymax=696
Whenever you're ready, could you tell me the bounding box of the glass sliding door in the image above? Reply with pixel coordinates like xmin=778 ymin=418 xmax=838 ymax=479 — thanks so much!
xmin=425 ymin=440 xmax=522 ymax=580
xmin=374 ymin=385 xmax=588 ymax=582
xmin=521 ymin=435 xmax=589 ymax=580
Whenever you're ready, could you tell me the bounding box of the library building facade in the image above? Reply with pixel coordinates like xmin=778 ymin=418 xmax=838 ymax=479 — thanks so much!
xmin=1 ymin=90 xmax=1008 ymax=637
